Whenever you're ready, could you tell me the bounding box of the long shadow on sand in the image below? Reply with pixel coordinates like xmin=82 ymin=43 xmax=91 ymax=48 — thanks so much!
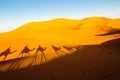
xmin=0 ymin=38 xmax=120 ymax=80
xmin=0 ymin=56 xmax=30 ymax=71
xmin=29 ymin=45 xmax=47 ymax=66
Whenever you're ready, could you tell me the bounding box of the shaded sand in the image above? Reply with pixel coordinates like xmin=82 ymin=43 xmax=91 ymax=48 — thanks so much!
xmin=0 ymin=38 xmax=120 ymax=80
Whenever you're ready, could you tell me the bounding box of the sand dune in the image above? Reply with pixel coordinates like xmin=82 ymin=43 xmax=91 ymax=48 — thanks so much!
xmin=0 ymin=17 xmax=120 ymax=80
xmin=0 ymin=17 xmax=120 ymax=63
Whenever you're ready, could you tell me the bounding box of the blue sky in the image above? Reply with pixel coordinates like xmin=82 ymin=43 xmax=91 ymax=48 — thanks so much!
xmin=0 ymin=0 xmax=120 ymax=33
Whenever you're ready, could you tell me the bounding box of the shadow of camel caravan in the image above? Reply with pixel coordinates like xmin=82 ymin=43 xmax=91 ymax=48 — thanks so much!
xmin=0 ymin=47 xmax=17 ymax=60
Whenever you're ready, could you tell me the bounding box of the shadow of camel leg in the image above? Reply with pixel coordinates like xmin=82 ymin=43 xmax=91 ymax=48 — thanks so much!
xmin=28 ymin=52 xmax=38 ymax=66
xmin=7 ymin=61 xmax=16 ymax=70
xmin=40 ymin=53 xmax=43 ymax=64
xmin=59 ymin=51 xmax=65 ymax=56
xmin=17 ymin=53 xmax=22 ymax=57
xmin=34 ymin=51 xmax=38 ymax=64
xmin=14 ymin=60 xmax=25 ymax=69
xmin=32 ymin=53 xmax=37 ymax=65
xmin=56 ymin=51 xmax=64 ymax=57
xmin=7 ymin=59 xmax=24 ymax=70
xmin=55 ymin=51 xmax=61 ymax=57
xmin=3 ymin=55 xmax=7 ymax=60
xmin=34 ymin=53 xmax=37 ymax=64
xmin=42 ymin=52 xmax=47 ymax=63
xmin=28 ymin=59 xmax=34 ymax=66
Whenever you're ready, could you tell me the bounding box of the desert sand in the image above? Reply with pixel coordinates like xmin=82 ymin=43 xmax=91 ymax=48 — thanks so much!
xmin=0 ymin=17 xmax=120 ymax=80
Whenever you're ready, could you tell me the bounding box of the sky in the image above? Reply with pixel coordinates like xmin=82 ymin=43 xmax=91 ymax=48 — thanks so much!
xmin=0 ymin=0 xmax=120 ymax=33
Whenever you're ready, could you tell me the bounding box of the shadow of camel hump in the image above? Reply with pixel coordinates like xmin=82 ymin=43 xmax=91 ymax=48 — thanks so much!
xmin=17 ymin=45 xmax=35 ymax=57
xmin=0 ymin=47 xmax=17 ymax=60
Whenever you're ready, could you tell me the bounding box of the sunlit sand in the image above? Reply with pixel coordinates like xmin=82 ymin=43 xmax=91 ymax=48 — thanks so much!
xmin=0 ymin=17 xmax=120 ymax=73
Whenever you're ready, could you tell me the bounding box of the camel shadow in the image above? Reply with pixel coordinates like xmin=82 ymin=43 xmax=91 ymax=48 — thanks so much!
xmin=29 ymin=45 xmax=47 ymax=66
xmin=17 ymin=45 xmax=35 ymax=57
xmin=0 ymin=47 xmax=17 ymax=60
xmin=51 ymin=45 xmax=65 ymax=57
